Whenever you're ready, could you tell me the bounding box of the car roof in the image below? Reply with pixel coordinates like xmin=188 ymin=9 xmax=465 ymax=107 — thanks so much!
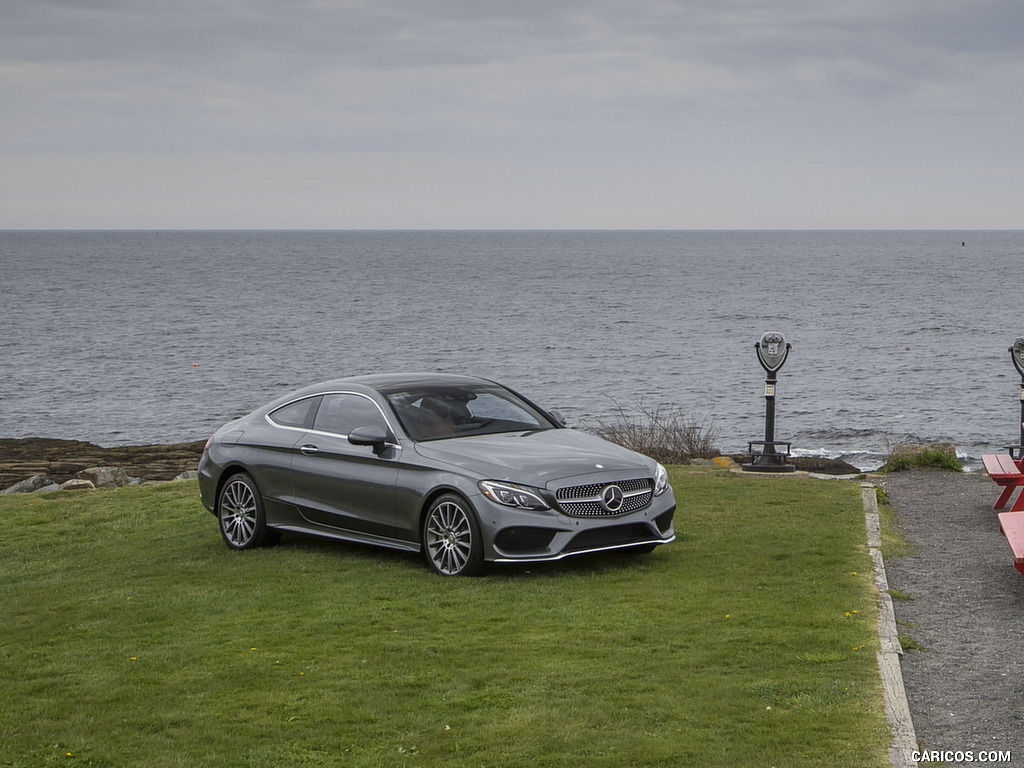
xmin=323 ymin=372 xmax=495 ymax=392
xmin=270 ymin=373 xmax=497 ymax=403
xmin=253 ymin=373 xmax=506 ymax=416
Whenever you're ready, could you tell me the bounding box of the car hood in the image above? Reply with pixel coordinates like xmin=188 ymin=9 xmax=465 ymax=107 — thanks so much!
xmin=413 ymin=428 xmax=655 ymax=487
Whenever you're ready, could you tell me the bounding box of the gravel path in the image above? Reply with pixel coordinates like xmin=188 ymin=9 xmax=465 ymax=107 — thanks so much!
xmin=879 ymin=470 xmax=1024 ymax=763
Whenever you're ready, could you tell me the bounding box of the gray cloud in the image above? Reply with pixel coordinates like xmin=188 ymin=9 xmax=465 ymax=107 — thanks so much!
xmin=2 ymin=0 xmax=1021 ymax=226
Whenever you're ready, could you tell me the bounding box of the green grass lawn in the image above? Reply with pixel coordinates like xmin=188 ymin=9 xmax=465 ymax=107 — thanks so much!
xmin=0 ymin=469 xmax=888 ymax=767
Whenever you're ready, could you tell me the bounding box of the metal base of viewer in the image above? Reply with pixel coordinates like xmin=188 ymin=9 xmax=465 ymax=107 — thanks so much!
xmin=742 ymin=441 xmax=796 ymax=473
xmin=742 ymin=457 xmax=797 ymax=473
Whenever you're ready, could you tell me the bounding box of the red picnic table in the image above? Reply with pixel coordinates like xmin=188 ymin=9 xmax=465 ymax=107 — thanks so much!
xmin=985 ymin=453 xmax=1024 ymax=575
xmin=999 ymin=512 xmax=1024 ymax=576
xmin=982 ymin=453 xmax=1024 ymax=511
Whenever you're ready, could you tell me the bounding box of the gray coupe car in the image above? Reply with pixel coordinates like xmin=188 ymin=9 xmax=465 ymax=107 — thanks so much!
xmin=198 ymin=373 xmax=676 ymax=576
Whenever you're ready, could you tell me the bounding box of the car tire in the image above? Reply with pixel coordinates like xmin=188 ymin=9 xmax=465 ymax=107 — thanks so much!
xmin=422 ymin=493 xmax=484 ymax=576
xmin=217 ymin=472 xmax=273 ymax=550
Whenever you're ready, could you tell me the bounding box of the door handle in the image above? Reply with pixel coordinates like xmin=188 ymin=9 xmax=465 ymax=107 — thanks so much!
xmin=299 ymin=444 xmax=320 ymax=455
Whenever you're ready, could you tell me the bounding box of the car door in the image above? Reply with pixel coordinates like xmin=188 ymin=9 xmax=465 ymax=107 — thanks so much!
xmin=289 ymin=392 xmax=400 ymax=538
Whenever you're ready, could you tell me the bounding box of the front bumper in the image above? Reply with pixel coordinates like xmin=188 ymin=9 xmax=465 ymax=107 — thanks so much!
xmin=479 ymin=489 xmax=676 ymax=563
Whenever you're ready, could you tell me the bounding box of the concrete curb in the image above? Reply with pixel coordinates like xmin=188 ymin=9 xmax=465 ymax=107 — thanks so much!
xmin=862 ymin=482 xmax=919 ymax=768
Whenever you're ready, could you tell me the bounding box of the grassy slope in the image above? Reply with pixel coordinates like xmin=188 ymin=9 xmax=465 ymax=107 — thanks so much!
xmin=0 ymin=470 xmax=888 ymax=767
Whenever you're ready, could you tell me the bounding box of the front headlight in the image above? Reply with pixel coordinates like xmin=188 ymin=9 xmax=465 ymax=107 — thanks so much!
xmin=479 ymin=480 xmax=550 ymax=510
xmin=653 ymin=463 xmax=669 ymax=496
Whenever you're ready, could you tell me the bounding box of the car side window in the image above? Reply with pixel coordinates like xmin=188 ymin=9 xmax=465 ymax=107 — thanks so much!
xmin=268 ymin=396 xmax=321 ymax=428
xmin=313 ymin=393 xmax=389 ymax=437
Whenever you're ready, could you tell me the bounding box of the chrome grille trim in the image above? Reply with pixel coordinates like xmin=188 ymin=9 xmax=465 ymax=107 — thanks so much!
xmin=555 ymin=477 xmax=654 ymax=517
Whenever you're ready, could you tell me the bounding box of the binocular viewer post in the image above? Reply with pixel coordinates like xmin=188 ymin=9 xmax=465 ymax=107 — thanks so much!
xmin=743 ymin=331 xmax=796 ymax=473
xmin=1007 ymin=338 xmax=1024 ymax=460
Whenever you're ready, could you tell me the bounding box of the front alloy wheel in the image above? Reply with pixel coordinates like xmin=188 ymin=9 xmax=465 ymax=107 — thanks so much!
xmin=218 ymin=472 xmax=273 ymax=549
xmin=423 ymin=494 xmax=484 ymax=576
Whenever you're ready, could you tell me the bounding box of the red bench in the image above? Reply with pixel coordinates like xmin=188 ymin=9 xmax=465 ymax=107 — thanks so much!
xmin=998 ymin=512 xmax=1024 ymax=575
xmin=982 ymin=453 xmax=1024 ymax=511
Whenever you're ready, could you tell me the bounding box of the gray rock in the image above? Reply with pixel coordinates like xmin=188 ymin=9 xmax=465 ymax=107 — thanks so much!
xmin=74 ymin=466 xmax=131 ymax=489
xmin=1 ymin=475 xmax=56 ymax=495
xmin=60 ymin=478 xmax=96 ymax=491
xmin=174 ymin=470 xmax=199 ymax=481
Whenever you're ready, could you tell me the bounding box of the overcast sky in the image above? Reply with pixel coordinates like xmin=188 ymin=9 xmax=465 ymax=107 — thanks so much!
xmin=2 ymin=0 xmax=1021 ymax=229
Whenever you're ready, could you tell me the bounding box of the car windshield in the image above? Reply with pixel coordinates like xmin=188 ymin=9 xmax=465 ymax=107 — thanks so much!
xmin=383 ymin=383 xmax=555 ymax=441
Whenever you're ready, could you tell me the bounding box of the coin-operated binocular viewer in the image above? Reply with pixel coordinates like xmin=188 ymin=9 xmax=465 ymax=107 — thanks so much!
xmin=743 ymin=331 xmax=796 ymax=473
xmin=1006 ymin=338 xmax=1024 ymax=460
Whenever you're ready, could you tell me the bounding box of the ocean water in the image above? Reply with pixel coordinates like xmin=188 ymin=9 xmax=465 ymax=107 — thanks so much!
xmin=2 ymin=229 xmax=1023 ymax=471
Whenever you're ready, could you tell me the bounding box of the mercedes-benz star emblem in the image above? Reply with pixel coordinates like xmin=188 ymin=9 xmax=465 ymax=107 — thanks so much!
xmin=600 ymin=484 xmax=624 ymax=512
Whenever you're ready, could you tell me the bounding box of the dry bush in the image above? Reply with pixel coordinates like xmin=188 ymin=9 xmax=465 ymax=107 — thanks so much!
xmin=580 ymin=399 xmax=721 ymax=463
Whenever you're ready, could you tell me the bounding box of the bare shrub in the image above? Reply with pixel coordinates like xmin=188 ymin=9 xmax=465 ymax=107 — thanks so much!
xmin=579 ymin=399 xmax=721 ymax=463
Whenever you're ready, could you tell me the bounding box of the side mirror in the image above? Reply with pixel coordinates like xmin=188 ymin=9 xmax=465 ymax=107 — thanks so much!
xmin=348 ymin=425 xmax=389 ymax=451
xmin=548 ymin=409 xmax=568 ymax=427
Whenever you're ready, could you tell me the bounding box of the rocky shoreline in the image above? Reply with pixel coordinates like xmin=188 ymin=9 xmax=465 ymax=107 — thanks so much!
xmin=0 ymin=436 xmax=862 ymax=495
xmin=0 ymin=437 xmax=206 ymax=491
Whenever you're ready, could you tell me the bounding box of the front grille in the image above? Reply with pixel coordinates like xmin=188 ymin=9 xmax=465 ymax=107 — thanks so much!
xmin=555 ymin=477 xmax=654 ymax=517
xmin=565 ymin=523 xmax=654 ymax=552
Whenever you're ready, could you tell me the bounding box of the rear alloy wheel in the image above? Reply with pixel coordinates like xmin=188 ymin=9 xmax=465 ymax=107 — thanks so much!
xmin=423 ymin=494 xmax=484 ymax=576
xmin=218 ymin=472 xmax=273 ymax=550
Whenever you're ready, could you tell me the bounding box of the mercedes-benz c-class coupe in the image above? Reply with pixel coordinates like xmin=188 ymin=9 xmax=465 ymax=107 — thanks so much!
xmin=198 ymin=373 xmax=675 ymax=576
